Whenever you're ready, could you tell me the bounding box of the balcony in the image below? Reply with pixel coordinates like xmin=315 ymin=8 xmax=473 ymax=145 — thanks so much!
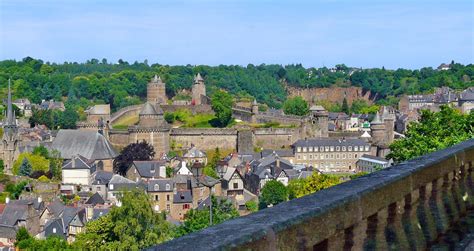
xmin=154 ymin=139 xmax=474 ymax=250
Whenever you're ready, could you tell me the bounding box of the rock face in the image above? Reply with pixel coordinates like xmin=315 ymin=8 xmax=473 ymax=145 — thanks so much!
xmin=286 ymin=86 xmax=374 ymax=105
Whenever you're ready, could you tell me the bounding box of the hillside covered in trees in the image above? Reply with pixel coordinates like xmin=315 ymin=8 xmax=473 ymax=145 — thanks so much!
xmin=0 ymin=57 xmax=472 ymax=112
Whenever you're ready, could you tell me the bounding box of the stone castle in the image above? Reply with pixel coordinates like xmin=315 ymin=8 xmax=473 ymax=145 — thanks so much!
xmin=81 ymin=74 xmax=330 ymax=157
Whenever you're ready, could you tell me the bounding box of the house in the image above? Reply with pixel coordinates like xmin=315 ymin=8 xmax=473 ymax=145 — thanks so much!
xmin=12 ymin=98 xmax=32 ymax=117
xmin=85 ymin=192 xmax=105 ymax=206
xmin=90 ymin=171 xmax=114 ymax=200
xmin=245 ymin=153 xmax=294 ymax=194
xmin=148 ymin=179 xmax=174 ymax=213
xmin=62 ymin=155 xmax=96 ymax=187
xmin=0 ymin=198 xmax=44 ymax=237
xmin=459 ymin=88 xmax=474 ymax=114
xmin=107 ymin=175 xmax=140 ymax=205
xmin=260 ymin=149 xmax=295 ymax=164
xmin=126 ymin=160 xmax=167 ymax=182
xmin=171 ymin=190 xmax=193 ymax=221
xmin=0 ymin=225 xmax=17 ymax=246
xmin=182 ymin=145 xmax=207 ymax=165
xmin=52 ymin=129 xmax=118 ymax=172
xmin=221 ymin=167 xmax=244 ymax=197
xmin=328 ymin=112 xmax=350 ymax=131
xmin=356 ymin=154 xmax=392 ymax=173
xmin=67 ymin=208 xmax=86 ymax=242
xmin=43 ymin=218 xmax=66 ymax=240
xmin=40 ymin=100 xmax=65 ymax=111
xmin=190 ymin=175 xmax=222 ymax=208
xmin=174 ymin=161 xmax=192 ymax=176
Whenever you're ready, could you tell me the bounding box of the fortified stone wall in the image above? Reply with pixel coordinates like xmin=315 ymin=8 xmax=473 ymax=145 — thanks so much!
xmin=170 ymin=128 xmax=238 ymax=150
xmin=156 ymin=139 xmax=474 ymax=250
xmin=129 ymin=129 xmax=170 ymax=157
xmin=253 ymin=128 xmax=302 ymax=149
xmin=161 ymin=105 xmax=213 ymax=114
xmin=108 ymin=130 xmax=130 ymax=149
xmin=109 ymin=104 xmax=143 ymax=125
xmin=287 ymin=86 xmax=374 ymax=105
xmin=256 ymin=114 xmax=302 ymax=125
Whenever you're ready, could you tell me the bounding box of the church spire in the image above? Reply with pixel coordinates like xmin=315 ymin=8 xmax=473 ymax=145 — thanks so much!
xmin=6 ymin=79 xmax=15 ymax=125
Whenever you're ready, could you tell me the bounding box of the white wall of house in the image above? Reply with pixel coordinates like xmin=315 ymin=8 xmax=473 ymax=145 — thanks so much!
xmin=62 ymin=169 xmax=90 ymax=186
xmin=228 ymin=174 xmax=244 ymax=191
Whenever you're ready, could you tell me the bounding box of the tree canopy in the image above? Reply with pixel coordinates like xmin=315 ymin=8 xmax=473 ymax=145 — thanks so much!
xmin=211 ymin=90 xmax=234 ymax=127
xmin=287 ymin=172 xmax=341 ymax=200
xmin=113 ymin=141 xmax=155 ymax=175
xmin=283 ymin=96 xmax=309 ymax=116
xmin=387 ymin=106 xmax=474 ymax=162
xmin=259 ymin=180 xmax=288 ymax=209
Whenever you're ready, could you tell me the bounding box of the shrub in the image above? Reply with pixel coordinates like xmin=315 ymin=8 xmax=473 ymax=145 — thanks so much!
xmin=38 ymin=175 xmax=50 ymax=182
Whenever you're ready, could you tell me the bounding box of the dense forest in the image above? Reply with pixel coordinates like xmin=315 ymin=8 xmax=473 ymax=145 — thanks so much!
xmin=0 ymin=57 xmax=472 ymax=113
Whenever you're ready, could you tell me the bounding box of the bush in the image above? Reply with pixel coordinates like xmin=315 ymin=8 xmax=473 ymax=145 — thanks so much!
xmin=245 ymin=200 xmax=258 ymax=212
xmin=38 ymin=175 xmax=50 ymax=182
xmin=164 ymin=112 xmax=175 ymax=123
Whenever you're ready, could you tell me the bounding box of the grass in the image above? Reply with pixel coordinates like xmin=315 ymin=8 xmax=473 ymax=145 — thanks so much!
xmin=112 ymin=114 xmax=139 ymax=129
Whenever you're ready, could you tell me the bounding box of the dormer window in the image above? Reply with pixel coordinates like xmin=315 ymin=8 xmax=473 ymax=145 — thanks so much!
xmin=336 ymin=146 xmax=340 ymax=151
xmin=109 ymin=184 xmax=114 ymax=190
xmin=302 ymin=147 xmax=307 ymax=152
xmin=342 ymin=146 xmax=346 ymax=151
xmin=154 ymin=184 xmax=159 ymax=191
xmin=348 ymin=146 xmax=352 ymax=151
xmin=297 ymin=147 xmax=301 ymax=152
xmin=166 ymin=184 xmax=171 ymax=190
xmin=355 ymin=146 xmax=359 ymax=151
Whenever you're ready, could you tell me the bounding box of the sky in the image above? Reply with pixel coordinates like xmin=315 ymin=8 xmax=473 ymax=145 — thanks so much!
xmin=0 ymin=0 xmax=473 ymax=69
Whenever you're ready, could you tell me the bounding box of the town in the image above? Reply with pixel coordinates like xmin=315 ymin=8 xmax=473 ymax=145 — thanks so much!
xmin=0 ymin=60 xmax=473 ymax=248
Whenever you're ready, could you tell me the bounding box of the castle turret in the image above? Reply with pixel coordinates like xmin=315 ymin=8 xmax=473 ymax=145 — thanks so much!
xmin=309 ymin=105 xmax=329 ymax=137
xmin=381 ymin=106 xmax=395 ymax=146
xmin=251 ymin=99 xmax=259 ymax=123
xmin=370 ymin=111 xmax=386 ymax=155
xmin=192 ymin=73 xmax=206 ymax=105
xmin=147 ymin=75 xmax=167 ymax=105
xmin=1 ymin=79 xmax=19 ymax=174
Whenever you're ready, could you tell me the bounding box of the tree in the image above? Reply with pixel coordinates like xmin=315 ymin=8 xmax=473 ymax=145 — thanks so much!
xmin=74 ymin=189 xmax=173 ymax=249
xmin=113 ymin=141 xmax=155 ymax=175
xmin=0 ymin=159 xmax=4 ymax=174
xmin=32 ymin=145 xmax=49 ymax=159
xmin=209 ymin=147 xmax=221 ymax=168
xmin=341 ymin=97 xmax=349 ymax=114
xmin=15 ymin=227 xmax=31 ymax=247
xmin=388 ymin=106 xmax=474 ymax=162
xmin=164 ymin=112 xmax=175 ymax=123
xmin=211 ymin=90 xmax=234 ymax=127
xmin=18 ymin=158 xmax=32 ymax=176
xmin=259 ymin=180 xmax=288 ymax=209
xmin=287 ymin=173 xmax=341 ymax=200
xmin=12 ymin=153 xmax=50 ymax=175
xmin=175 ymin=196 xmax=239 ymax=237
xmin=203 ymin=166 xmax=219 ymax=179
xmin=283 ymin=96 xmax=309 ymax=116
xmin=245 ymin=200 xmax=258 ymax=212
xmin=49 ymin=150 xmax=63 ymax=180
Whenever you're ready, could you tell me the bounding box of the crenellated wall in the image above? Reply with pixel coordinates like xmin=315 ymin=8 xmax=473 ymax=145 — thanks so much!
xmin=169 ymin=128 xmax=238 ymax=150
xmin=155 ymin=139 xmax=474 ymax=250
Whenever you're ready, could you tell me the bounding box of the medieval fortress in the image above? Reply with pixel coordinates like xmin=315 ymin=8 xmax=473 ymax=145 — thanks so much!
xmin=78 ymin=74 xmax=331 ymax=156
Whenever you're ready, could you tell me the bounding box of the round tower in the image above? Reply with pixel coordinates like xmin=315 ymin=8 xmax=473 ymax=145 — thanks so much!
xmin=309 ymin=105 xmax=329 ymax=137
xmin=370 ymin=111 xmax=386 ymax=147
xmin=251 ymin=99 xmax=259 ymax=123
xmin=192 ymin=73 xmax=206 ymax=105
xmin=147 ymin=75 xmax=167 ymax=105
xmin=381 ymin=106 xmax=395 ymax=146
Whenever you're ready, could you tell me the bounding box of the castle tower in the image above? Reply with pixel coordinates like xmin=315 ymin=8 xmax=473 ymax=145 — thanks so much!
xmin=147 ymin=75 xmax=167 ymax=105
xmin=1 ymin=79 xmax=19 ymax=174
xmin=251 ymin=99 xmax=259 ymax=123
xmin=192 ymin=73 xmax=206 ymax=105
xmin=309 ymin=105 xmax=329 ymax=137
xmin=129 ymin=102 xmax=170 ymax=157
xmin=381 ymin=106 xmax=395 ymax=146
xmin=370 ymin=111 xmax=386 ymax=149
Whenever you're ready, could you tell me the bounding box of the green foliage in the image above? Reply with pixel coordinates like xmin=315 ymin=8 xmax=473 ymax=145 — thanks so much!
xmin=283 ymin=96 xmax=309 ymax=116
xmin=164 ymin=112 xmax=175 ymax=123
xmin=203 ymin=166 xmax=219 ymax=179
xmin=259 ymin=180 xmax=288 ymax=209
xmin=16 ymin=234 xmax=71 ymax=250
xmin=287 ymin=173 xmax=341 ymax=200
xmin=211 ymin=90 xmax=234 ymax=127
xmin=0 ymin=159 xmax=4 ymax=174
xmin=175 ymin=196 xmax=239 ymax=237
xmin=15 ymin=227 xmax=31 ymax=247
xmin=113 ymin=141 xmax=155 ymax=175
xmin=38 ymin=175 xmax=50 ymax=182
xmin=5 ymin=180 xmax=28 ymax=199
xmin=166 ymin=166 xmax=174 ymax=178
xmin=32 ymin=145 xmax=49 ymax=159
xmin=75 ymin=189 xmax=173 ymax=249
xmin=12 ymin=153 xmax=49 ymax=175
xmin=29 ymin=106 xmax=78 ymax=130
xmin=349 ymin=172 xmax=369 ymax=180
xmin=19 ymin=158 xmax=32 ymax=176
xmin=209 ymin=147 xmax=221 ymax=169
xmin=341 ymin=97 xmax=349 ymax=114
xmin=245 ymin=200 xmax=258 ymax=212
xmin=48 ymin=150 xmax=63 ymax=181
xmin=387 ymin=106 xmax=474 ymax=162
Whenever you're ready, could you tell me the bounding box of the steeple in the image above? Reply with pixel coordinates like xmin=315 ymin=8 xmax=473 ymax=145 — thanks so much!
xmin=194 ymin=73 xmax=204 ymax=84
xmin=6 ymin=79 xmax=14 ymax=125
xmin=371 ymin=111 xmax=383 ymax=124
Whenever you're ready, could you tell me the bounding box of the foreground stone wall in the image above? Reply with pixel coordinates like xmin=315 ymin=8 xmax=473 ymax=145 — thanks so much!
xmin=154 ymin=139 xmax=474 ymax=250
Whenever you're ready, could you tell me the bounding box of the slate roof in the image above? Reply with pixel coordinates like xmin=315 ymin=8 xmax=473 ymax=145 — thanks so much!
xmin=0 ymin=224 xmax=17 ymax=239
xmin=173 ymin=190 xmax=193 ymax=204
xmin=460 ymin=88 xmax=474 ymax=101
xmin=62 ymin=155 xmax=94 ymax=170
xmin=85 ymin=193 xmax=105 ymax=206
xmin=359 ymin=154 xmax=389 ymax=163
xmin=0 ymin=205 xmax=27 ymax=225
xmin=222 ymin=167 xmax=238 ymax=181
xmin=44 ymin=218 xmax=66 ymax=239
xmin=61 ymin=207 xmax=79 ymax=227
xmin=69 ymin=209 xmax=86 ymax=227
xmin=47 ymin=199 xmax=66 ymax=218
xmin=52 ymin=130 xmax=118 ymax=160
xmin=147 ymin=179 xmax=174 ymax=192
xmin=92 ymin=208 xmax=110 ymax=220
xmin=131 ymin=161 xmax=166 ymax=179
xmin=91 ymin=171 xmax=114 ymax=185
xmin=140 ymin=102 xmax=158 ymax=115
xmin=109 ymin=175 xmax=138 ymax=191
xmin=260 ymin=149 xmax=294 ymax=158
xmin=293 ymin=138 xmax=370 ymax=148
xmin=183 ymin=146 xmax=206 ymax=158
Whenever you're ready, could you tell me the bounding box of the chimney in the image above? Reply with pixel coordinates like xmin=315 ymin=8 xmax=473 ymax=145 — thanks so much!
xmin=5 ymin=197 xmax=9 ymax=204
xmin=38 ymin=197 xmax=42 ymax=203
xmin=86 ymin=207 xmax=94 ymax=221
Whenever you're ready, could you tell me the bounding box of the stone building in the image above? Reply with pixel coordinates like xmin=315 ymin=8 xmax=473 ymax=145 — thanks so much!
xmin=147 ymin=75 xmax=167 ymax=105
xmin=293 ymin=138 xmax=371 ymax=172
xmin=148 ymin=179 xmax=175 ymax=213
xmin=192 ymin=73 xmax=206 ymax=105
xmin=128 ymin=103 xmax=170 ymax=157
xmin=0 ymin=80 xmax=19 ymax=174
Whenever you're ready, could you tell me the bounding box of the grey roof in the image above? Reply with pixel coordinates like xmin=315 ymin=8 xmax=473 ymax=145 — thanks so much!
xmin=222 ymin=167 xmax=238 ymax=181
xmin=52 ymin=130 xmax=118 ymax=160
xmin=69 ymin=209 xmax=86 ymax=227
xmin=44 ymin=218 xmax=66 ymax=239
xmin=92 ymin=208 xmax=110 ymax=220
xmin=131 ymin=161 xmax=166 ymax=179
xmin=371 ymin=112 xmax=383 ymax=124
xmin=254 ymin=154 xmax=294 ymax=170
xmin=292 ymin=138 xmax=370 ymax=148
xmin=85 ymin=192 xmax=105 ymax=206
xmin=147 ymin=179 xmax=174 ymax=192
xmin=47 ymin=199 xmax=66 ymax=218
xmin=309 ymin=105 xmax=325 ymax=112
xmin=460 ymin=88 xmax=474 ymax=101
xmin=0 ymin=205 xmax=27 ymax=225
xmin=173 ymin=190 xmax=193 ymax=204
xmin=61 ymin=207 xmax=79 ymax=226
xmin=261 ymin=149 xmax=294 ymax=158
xmin=92 ymin=171 xmax=114 ymax=185
xmin=360 ymin=154 xmax=389 ymax=162
xmin=62 ymin=155 xmax=94 ymax=170
xmin=183 ymin=147 xmax=206 ymax=158
xmin=109 ymin=174 xmax=135 ymax=185
xmin=0 ymin=224 xmax=17 ymax=239
xmin=140 ymin=102 xmax=158 ymax=115
xmin=194 ymin=73 xmax=204 ymax=83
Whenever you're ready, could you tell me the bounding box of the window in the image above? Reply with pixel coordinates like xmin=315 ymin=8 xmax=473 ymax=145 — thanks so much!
xmin=325 ymin=146 xmax=329 ymax=151
xmin=336 ymin=154 xmax=339 ymax=159
xmin=349 ymin=153 xmax=353 ymax=159
xmin=183 ymin=204 xmax=190 ymax=209
xmin=330 ymin=146 xmax=334 ymax=151
xmin=342 ymin=154 xmax=346 ymax=159
xmin=348 ymin=146 xmax=352 ymax=151
xmin=365 ymin=146 xmax=370 ymax=151
xmin=309 ymin=154 xmax=313 ymax=160
xmin=321 ymin=154 xmax=324 ymax=160
xmin=233 ymin=182 xmax=239 ymax=189
xmin=155 ymin=195 xmax=159 ymax=201
xmin=303 ymin=147 xmax=307 ymax=152
xmin=154 ymin=184 xmax=159 ymax=191
xmin=303 ymin=155 xmax=307 ymax=160
xmin=297 ymin=155 xmax=301 ymax=160
xmin=330 ymin=154 xmax=334 ymax=159
xmin=336 ymin=146 xmax=340 ymax=151
xmin=166 ymin=184 xmax=171 ymax=190
xmin=109 ymin=184 xmax=114 ymax=190
xmin=320 ymin=146 xmax=324 ymax=152
xmin=315 ymin=147 xmax=319 ymax=152
xmin=167 ymin=195 xmax=170 ymax=201
xmin=53 ymin=228 xmax=56 ymax=234
xmin=297 ymin=147 xmax=301 ymax=152
xmin=166 ymin=205 xmax=170 ymax=212
xmin=325 ymin=154 xmax=329 ymax=159
xmin=309 ymin=147 xmax=313 ymax=152
xmin=97 ymin=186 xmax=101 ymax=192
xmin=355 ymin=146 xmax=359 ymax=151
xmin=342 ymin=146 xmax=346 ymax=151
xmin=355 ymin=154 xmax=358 ymax=158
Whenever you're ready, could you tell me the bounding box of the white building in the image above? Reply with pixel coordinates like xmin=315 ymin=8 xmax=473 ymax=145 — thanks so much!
xmin=356 ymin=154 xmax=392 ymax=173
xmin=62 ymin=155 xmax=95 ymax=186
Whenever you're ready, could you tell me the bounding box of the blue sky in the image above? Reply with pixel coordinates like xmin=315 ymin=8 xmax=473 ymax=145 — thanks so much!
xmin=0 ymin=0 xmax=472 ymax=69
